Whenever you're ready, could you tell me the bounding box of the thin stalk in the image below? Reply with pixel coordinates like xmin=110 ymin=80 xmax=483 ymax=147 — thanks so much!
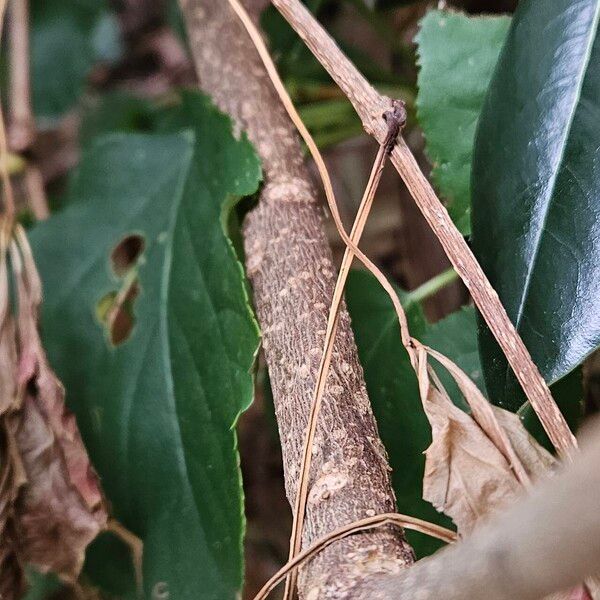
xmin=298 ymin=98 xmax=357 ymax=129
xmin=270 ymin=0 xmax=577 ymax=458
xmin=0 ymin=0 xmax=16 ymax=220
xmin=403 ymin=267 xmax=459 ymax=308
xmin=8 ymin=0 xmax=33 ymax=151
xmin=254 ymin=513 xmax=456 ymax=600
xmin=284 ymin=141 xmax=390 ymax=599
xmin=313 ymin=122 xmax=364 ymax=148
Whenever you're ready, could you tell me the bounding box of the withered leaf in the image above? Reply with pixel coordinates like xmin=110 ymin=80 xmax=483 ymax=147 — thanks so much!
xmin=421 ymin=383 xmax=522 ymax=535
xmin=493 ymin=406 xmax=557 ymax=479
xmin=0 ymin=223 xmax=107 ymax=597
xmin=419 ymin=346 xmax=556 ymax=535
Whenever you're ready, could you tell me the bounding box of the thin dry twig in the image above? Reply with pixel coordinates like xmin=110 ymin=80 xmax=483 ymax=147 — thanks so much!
xmin=23 ymin=167 xmax=50 ymax=221
xmin=270 ymin=0 xmax=576 ymax=459
xmin=283 ymin=125 xmax=405 ymax=597
xmin=0 ymin=0 xmax=16 ymax=220
xmin=7 ymin=0 xmax=33 ymax=152
xmin=253 ymin=513 xmax=457 ymax=600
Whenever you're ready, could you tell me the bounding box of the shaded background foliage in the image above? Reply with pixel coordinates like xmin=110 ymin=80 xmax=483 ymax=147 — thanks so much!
xmin=4 ymin=0 xmax=598 ymax=598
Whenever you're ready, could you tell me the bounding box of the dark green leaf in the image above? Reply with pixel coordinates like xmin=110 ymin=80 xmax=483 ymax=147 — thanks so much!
xmin=416 ymin=10 xmax=510 ymax=234
xmin=31 ymin=0 xmax=122 ymax=121
xmin=30 ymin=93 xmax=261 ymax=598
xmin=472 ymin=0 xmax=600 ymax=409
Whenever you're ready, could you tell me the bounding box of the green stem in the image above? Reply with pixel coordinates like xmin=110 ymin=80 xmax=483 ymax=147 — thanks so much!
xmin=403 ymin=268 xmax=459 ymax=307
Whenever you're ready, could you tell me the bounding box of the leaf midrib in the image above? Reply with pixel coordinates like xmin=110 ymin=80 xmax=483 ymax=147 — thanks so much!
xmin=157 ymin=140 xmax=205 ymax=531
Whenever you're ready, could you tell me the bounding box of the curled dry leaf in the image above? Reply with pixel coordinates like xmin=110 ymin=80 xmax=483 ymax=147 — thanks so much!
xmin=417 ymin=346 xmax=556 ymax=536
xmin=0 ymin=222 xmax=107 ymax=598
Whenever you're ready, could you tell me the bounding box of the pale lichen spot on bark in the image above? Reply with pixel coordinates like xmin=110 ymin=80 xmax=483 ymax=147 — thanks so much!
xmin=308 ymin=471 xmax=349 ymax=505
xmin=298 ymin=363 xmax=310 ymax=378
xmin=245 ymin=245 xmax=264 ymax=275
xmin=305 ymin=587 xmax=321 ymax=600
xmin=331 ymin=428 xmax=344 ymax=441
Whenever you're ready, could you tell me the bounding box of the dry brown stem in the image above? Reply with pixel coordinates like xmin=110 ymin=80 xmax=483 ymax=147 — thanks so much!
xmin=0 ymin=0 xmax=16 ymax=219
xmin=270 ymin=0 xmax=576 ymax=458
xmin=7 ymin=0 xmax=33 ymax=152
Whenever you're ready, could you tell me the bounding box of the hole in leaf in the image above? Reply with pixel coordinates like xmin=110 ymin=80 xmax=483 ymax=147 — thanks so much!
xmin=98 ymin=234 xmax=145 ymax=346
xmin=96 ymin=282 xmax=140 ymax=346
xmin=111 ymin=234 xmax=145 ymax=277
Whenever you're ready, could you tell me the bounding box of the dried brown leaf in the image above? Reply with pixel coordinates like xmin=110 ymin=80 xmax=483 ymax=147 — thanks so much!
xmin=418 ymin=346 xmax=555 ymax=535
xmin=421 ymin=382 xmax=522 ymax=534
xmin=0 ymin=224 xmax=107 ymax=595
xmin=493 ymin=406 xmax=557 ymax=479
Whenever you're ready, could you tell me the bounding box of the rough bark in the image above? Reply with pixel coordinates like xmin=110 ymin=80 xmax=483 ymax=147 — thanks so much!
xmin=178 ymin=1 xmax=414 ymax=598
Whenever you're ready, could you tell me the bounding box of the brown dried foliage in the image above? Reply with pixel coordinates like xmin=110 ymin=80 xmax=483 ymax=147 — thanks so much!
xmin=0 ymin=222 xmax=107 ymax=598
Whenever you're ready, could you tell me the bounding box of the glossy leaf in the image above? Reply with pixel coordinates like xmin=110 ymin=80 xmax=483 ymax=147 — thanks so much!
xmin=472 ymin=0 xmax=600 ymax=409
xmin=31 ymin=0 xmax=122 ymax=121
xmin=416 ymin=10 xmax=510 ymax=234
xmin=347 ymin=271 xmax=486 ymax=557
xmin=30 ymin=94 xmax=261 ymax=598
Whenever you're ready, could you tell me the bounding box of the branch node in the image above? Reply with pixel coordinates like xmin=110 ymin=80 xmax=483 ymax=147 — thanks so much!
xmin=383 ymin=99 xmax=406 ymax=155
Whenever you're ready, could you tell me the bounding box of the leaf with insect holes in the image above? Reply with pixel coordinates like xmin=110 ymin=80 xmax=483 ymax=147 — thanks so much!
xmin=472 ymin=0 xmax=600 ymax=411
xmin=416 ymin=10 xmax=510 ymax=235
xmin=30 ymin=93 xmax=262 ymax=599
